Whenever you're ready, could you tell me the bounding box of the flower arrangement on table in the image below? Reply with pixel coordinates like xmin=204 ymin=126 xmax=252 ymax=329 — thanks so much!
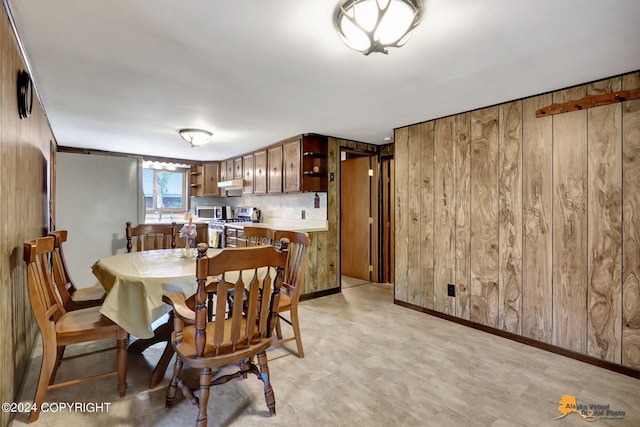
xmin=179 ymin=219 xmax=198 ymax=257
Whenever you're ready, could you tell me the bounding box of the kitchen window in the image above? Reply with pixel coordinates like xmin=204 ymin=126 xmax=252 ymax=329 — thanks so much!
xmin=142 ymin=162 xmax=189 ymax=214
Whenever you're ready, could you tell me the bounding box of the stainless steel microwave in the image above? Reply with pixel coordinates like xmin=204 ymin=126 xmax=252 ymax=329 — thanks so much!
xmin=195 ymin=206 xmax=216 ymax=220
xmin=196 ymin=206 xmax=233 ymax=220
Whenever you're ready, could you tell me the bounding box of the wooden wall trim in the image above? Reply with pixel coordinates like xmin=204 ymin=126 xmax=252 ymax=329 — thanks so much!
xmin=394 ymin=299 xmax=640 ymax=379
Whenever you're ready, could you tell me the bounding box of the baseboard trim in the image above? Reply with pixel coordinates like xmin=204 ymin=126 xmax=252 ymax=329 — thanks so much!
xmin=300 ymin=287 xmax=340 ymax=302
xmin=394 ymin=299 xmax=640 ymax=379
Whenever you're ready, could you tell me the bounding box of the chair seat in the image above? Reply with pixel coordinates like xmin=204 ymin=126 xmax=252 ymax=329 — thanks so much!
xmin=173 ymin=319 xmax=271 ymax=366
xmin=55 ymin=307 xmax=120 ymax=339
xmin=71 ymin=284 xmax=106 ymax=302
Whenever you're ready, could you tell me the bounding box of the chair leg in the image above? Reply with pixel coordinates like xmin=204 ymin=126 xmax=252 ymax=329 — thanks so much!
xmin=290 ymin=305 xmax=305 ymax=358
xmin=49 ymin=346 xmax=66 ymax=385
xmin=166 ymin=358 xmax=183 ymax=408
xmin=275 ymin=316 xmax=283 ymax=339
xmin=256 ymin=351 xmax=276 ymax=416
xmin=196 ymin=367 xmax=213 ymax=427
xmin=116 ymin=332 xmax=128 ymax=397
xmin=30 ymin=341 xmax=57 ymax=423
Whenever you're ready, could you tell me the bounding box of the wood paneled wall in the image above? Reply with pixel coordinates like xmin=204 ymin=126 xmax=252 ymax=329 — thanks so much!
xmin=1 ymin=5 xmax=54 ymax=427
xmin=394 ymin=71 xmax=640 ymax=369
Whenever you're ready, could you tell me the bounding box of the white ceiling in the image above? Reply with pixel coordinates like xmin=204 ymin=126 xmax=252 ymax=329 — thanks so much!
xmin=7 ymin=0 xmax=640 ymax=161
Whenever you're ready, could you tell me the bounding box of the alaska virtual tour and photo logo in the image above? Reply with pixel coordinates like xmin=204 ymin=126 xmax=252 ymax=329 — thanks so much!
xmin=555 ymin=395 xmax=625 ymax=422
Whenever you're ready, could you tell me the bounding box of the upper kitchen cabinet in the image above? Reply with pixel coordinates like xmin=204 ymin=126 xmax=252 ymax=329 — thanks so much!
xmin=189 ymin=164 xmax=203 ymax=197
xmin=242 ymin=154 xmax=254 ymax=194
xmin=202 ymin=162 xmax=220 ymax=197
xmin=283 ymin=137 xmax=301 ymax=192
xmin=283 ymin=134 xmax=328 ymax=193
xmin=225 ymin=159 xmax=234 ymax=182
xmin=254 ymin=149 xmax=267 ymax=194
xmin=233 ymin=157 xmax=243 ymax=179
xmin=267 ymin=145 xmax=282 ymax=194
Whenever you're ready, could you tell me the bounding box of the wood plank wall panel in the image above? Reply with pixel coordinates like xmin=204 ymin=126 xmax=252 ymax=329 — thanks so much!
xmin=305 ymin=232 xmax=318 ymax=294
xmin=420 ymin=122 xmax=434 ymax=309
xmin=406 ymin=125 xmax=422 ymax=305
xmin=433 ymin=117 xmax=456 ymax=314
xmin=1 ymin=6 xmax=53 ymax=425
xmin=315 ymin=231 xmax=330 ymax=292
xmin=498 ymin=101 xmax=523 ymax=334
xmin=551 ymin=86 xmax=588 ymax=352
xmin=394 ymin=128 xmax=409 ymax=301
xmin=469 ymin=107 xmax=500 ymax=327
xmin=327 ymin=138 xmax=339 ymax=292
xmin=455 ymin=113 xmax=471 ymax=319
xmin=622 ymin=72 xmax=640 ymax=368
xmin=587 ymin=78 xmax=623 ymax=362
xmin=521 ymin=94 xmax=553 ymax=343
xmin=393 ymin=72 xmax=640 ymax=368
xmin=420 ymin=121 xmax=434 ymax=308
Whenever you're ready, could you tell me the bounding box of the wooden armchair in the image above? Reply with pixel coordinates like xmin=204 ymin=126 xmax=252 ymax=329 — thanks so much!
xmin=48 ymin=230 xmax=106 ymax=310
xmin=126 ymin=221 xmax=176 ymax=252
xmin=273 ymin=230 xmax=309 ymax=358
xmin=244 ymin=226 xmax=275 ymax=246
xmin=23 ymin=237 xmax=127 ymax=423
xmin=163 ymin=241 xmax=289 ymax=427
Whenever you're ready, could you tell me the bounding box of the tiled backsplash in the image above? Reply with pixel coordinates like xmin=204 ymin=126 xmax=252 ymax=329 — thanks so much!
xmin=192 ymin=192 xmax=327 ymax=221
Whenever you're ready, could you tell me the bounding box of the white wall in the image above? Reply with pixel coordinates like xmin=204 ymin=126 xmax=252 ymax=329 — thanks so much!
xmin=55 ymin=152 xmax=142 ymax=286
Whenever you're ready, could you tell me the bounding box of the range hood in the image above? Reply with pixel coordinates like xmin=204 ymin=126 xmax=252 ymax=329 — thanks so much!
xmin=217 ymin=179 xmax=244 ymax=190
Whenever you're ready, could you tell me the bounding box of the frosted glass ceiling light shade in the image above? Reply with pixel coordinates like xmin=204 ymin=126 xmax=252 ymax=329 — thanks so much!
xmin=178 ymin=128 xmax=212 ymax=147
xmin=336 ymin=0 xmax=420 ymax=55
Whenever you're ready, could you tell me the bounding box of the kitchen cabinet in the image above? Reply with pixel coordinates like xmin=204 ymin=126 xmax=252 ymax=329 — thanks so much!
xmin=202 ymin=162 xmax=220 ymax=196
xmin=268 ymin=145 xmax=282 ymax=193
xmin=243 ymin=154 xmax=254 ymax=194
xmin=283 ymin=137 xmax=301 ymax=192
xmin=233 ymin=157 xmax=243 ymax=179
xmin=225 ymin=159 xmax=234 ymax=182
xmin=301 ymin=134 xmax=328 ymax=192
xmin=254 ymin=149 xmax=267 ymax=194
xmin=189 ymin=164 xmax=203 ymax=197
xmin=225 ymin=227 xmax=247 ymax=248
xmin=218 ymin=160 xmax=227 ymax=197
xmin=283 ymin=134 xmax=328 ymax=193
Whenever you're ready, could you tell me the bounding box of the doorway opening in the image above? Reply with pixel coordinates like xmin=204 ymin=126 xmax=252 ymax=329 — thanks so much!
xmin=340 ymin=148 xmax=379 ymax=289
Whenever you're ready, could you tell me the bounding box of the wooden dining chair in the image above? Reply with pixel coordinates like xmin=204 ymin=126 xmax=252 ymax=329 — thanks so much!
xmin=175 ymin=222 xmax=208 ymax=248
xmin=126 ymin=221 xmax=176 ymax=252
xmin=272 ymin=230 xmax=309 ymax=358
xmin=163 ymin=241 xmax=289 ymax=427
xmin=244 ymin=226 xmax=275 ymax=246
xmin=23 ymin=237 xmax=128 ymax=423
xmin=48 ymin=229 xmax=106 ymax=310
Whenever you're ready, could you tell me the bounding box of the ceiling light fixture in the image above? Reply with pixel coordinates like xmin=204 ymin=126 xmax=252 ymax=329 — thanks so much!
xmin=335 ymin=0 xmax=421 ymax=55
xmin=178 ymin=128 xmax=212 ymax=147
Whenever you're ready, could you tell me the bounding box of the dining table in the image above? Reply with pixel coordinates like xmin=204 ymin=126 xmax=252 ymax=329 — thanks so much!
xmin=92 ymin=247 xmax=220 ymax=388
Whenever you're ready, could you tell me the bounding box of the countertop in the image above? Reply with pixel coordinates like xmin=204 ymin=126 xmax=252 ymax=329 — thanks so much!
xmin=224 ymin=219 xmax=328 ymax=233
xmin=145 ymin=217 xmax=328 ymax=233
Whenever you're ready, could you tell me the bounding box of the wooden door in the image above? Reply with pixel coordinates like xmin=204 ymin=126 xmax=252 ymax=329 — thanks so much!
xmin=254 ymin=150 xmax=267 ymax=194
xmin=243 ymin=154 xmax=254 ymax=194
xmin=341 ymin=156 xmax=374 ymax=281
xmin=233 ymin=157 xmax=243 ymax=179
xmin=283 ymin=138 xmax=301 ymax=192
xmin=268 ymin=145 xmax=283 ymax=193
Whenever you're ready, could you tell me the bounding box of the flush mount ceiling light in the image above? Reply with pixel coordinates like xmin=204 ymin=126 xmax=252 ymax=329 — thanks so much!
xmin=335 ymin=0 xmax=421 ymax=55
xmin=178 ymin=128 xmax=212 ymax=147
